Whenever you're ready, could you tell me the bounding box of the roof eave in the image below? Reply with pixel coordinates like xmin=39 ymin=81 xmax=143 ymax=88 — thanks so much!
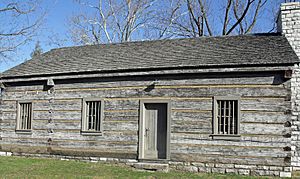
xmin=1 ymin=63 xmax=296 ymax=83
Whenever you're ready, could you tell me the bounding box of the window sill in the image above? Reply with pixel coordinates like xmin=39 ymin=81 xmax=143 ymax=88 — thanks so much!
xmin=81 ymin=131 xmax=103 ymax=136
xmin=15 ymin=130 xmax=32 ymax=135
xmin=210 ymin=134 xmax=241 ymax=140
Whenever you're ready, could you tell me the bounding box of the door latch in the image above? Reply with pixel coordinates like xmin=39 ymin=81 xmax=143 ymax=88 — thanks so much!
xmin=145 ymin=128 xmax=150 ymax=136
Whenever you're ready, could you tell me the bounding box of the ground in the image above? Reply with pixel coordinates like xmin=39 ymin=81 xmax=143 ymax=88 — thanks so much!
xmin=0 ymin=156 xmax=279 ymax=178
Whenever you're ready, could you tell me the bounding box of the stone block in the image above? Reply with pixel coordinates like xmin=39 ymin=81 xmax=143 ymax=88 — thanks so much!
xmin=122 ymin=159 xmax=137 ymax=163
xmin=169 ymin=161 xmax=184 ymax=165
xmin=280 ymin=172 xmax=292 ymax=178
xmin=225 ymin=168 xmax=237 ymax=174
xmin=215 ymin=163 xmax=234 ymax=168
xmin=252 ymin=170 xmax=266 ymax=176
xmin=284 ymin=167 xmax=292 ymax=172
xmin=205 ymin=163 xmax=215 ymax=167
xmin=235 ymin=164 xmax=256 ymax=169
xmin=293 ymin=166 xmax=300 ymax=171
xmin=107 ymin=158 xmax=119 ymax=163
xmin=183 ymin=166 xmax=198 ymax=173
xmin=238 ymin=169 xmax=250 ymax=175
xmin=269 ymin=166 xmax=283 ymax=171
xmin=183 ymin=162 xmax=190 ymax=166
xmin=256 ymin=166 xmax=269 ymax=171
xmin=133 ymin=163 xmax=169 ymax=172
xmin=99 ymin=157 xmax=107 ymax=161
xmin=60 ymin=158 xmax=69 ymax=161
xmin=89 ymin=157 xmax=99 ymax=161
xmin=211 ymin=168 xmax=225 ymax=174
xmin=6 ymin=152 xmax=12 ymax=156
xmin=191 ymin=162 xmax=205 ymax=167
xmin=198 ymin=167 xmax=211 ymax=173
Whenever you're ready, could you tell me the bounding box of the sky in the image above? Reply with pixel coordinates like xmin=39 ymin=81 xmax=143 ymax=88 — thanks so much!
xmin=0 ymin=0 xmax=293 ymax=72
xmin=0 ymin=0 xmax=78 ymax=72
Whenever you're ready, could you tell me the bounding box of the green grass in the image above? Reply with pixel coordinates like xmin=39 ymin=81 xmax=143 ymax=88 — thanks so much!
xmin=0 ymin=156 xmax=275 ymax=178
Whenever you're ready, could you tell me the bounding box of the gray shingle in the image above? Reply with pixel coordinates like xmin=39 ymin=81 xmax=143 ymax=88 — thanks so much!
xmin=2 ymin=33 xmax=299 ymax=78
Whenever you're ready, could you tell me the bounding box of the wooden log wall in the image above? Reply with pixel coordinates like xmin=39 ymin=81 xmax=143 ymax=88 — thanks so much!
xmin=0 ymin=72 xmax=292 ymax=167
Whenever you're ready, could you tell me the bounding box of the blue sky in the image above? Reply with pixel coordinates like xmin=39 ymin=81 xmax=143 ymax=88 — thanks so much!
xmin=0 ymin=0 xmax=78 ymax=72
xmin=0 ymin=0 xmax=291 ymax=72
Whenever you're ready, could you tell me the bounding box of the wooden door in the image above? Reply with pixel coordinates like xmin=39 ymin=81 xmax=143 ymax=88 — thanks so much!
xmin=143 ymin=103 xmax=167 ymax=159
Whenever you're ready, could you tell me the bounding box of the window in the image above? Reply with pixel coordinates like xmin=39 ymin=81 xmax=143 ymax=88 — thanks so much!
xmin=16 ymin=102 xmax=33 ymax=132
xmin=212 ymin=97 xmax=240 ymax=140
xmin=81 ymin=99 xmax=104 ymax=135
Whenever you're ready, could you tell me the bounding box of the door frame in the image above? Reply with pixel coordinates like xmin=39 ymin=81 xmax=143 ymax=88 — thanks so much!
xmin=138 ymin=99 xmax=171 ymax=160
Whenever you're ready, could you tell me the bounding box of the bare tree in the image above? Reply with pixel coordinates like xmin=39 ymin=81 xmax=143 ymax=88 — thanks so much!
xmin=69 ymin=0 xmax=298 ymax=43
xmin=157 ymin=0 xmax=269 ymax=38
xmin=69 ymin=0 xmax=157 ymax=45
xmin=0 ymin=0 xmax=44 ymax=61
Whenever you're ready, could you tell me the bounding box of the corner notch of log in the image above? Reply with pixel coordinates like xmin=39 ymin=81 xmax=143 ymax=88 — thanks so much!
xmin=0 ymin=82 xmax=5 ymax=90
xmin=47 ymin=78 xmax=55 ymax=87
xmin=44 ymin=78 xmax=55 ymax=91
xmin=0 ymin=82 xmax=5 ymax=95
xmin=284 ymin=69 xmax=293 ymax=79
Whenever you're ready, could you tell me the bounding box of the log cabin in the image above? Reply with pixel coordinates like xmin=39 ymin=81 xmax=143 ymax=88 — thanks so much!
xmin=1 ymin=2 xmax=300 ymax=177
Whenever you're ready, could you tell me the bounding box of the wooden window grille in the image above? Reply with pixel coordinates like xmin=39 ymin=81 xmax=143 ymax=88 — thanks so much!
xmin=213 ymin=97 xmax=240 ymax=136
xmin=82 ymin=99 xmax=103 ymax=134
xmin=17 ymin=102 xmax=32 ymax=131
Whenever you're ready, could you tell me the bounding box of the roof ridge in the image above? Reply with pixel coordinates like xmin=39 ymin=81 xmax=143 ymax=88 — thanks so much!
xmin=46 ymin=33 xmax=283 ymax=54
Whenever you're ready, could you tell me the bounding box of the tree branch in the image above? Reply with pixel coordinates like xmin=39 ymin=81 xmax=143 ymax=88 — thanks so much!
xmin=198 ymin=0 xmax=212 ymax=36
xmin=225 ymin=0 xmax=254 ymax=35
xmin=223 ymin=0 xmax=233 ymax=35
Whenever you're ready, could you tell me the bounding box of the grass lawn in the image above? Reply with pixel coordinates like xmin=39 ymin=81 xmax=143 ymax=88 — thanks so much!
xmin=0 ymin=156 xmax=276 ymax=178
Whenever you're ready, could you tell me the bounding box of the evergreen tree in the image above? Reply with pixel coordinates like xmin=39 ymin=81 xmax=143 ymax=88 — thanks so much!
xmin=31 ymin=41 xmax=43 ymax=58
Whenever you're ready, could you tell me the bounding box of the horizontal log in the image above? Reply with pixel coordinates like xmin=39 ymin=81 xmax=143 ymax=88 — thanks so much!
xmin=171 ymin=133 xmax=290 ymax=144
xmin=104 ymin=116 xmax=138 ymax=121
xmin=1 ymin=130 xmax=138 ymax=141
xmin=172 ymin=137 xmax=289 ymax=148
xmin=172 ymin=111 xmax=212 ymax=121
xmin=241 ymin=123 xmax=290 ymax=135
xmin=50 ymin=141 xmax=137 ymax=151
xmin=41 ymin=120 xmax=138 ymax=131
xmin=105 ymin=100 xmax=139 ymax=110
xmin=241 ymin=112 xmax=290 ymax=123
xmin=34 ymin=111 xmax=82 ymax=120
xmin=49 ymin=146 xmax=137 ymax=158
xmin=171 ymin=144 xmax=288 ymax=158
xmin=0 ymin=139 xmax=48 ymax=146
xmin=2 ymin=112 xmax=16 ymax=120
xmin=104 ymin=110 xmax=138 ymax=117
xmin=171 ymin=153 xmax=289 ymax=166
xmin=3 ymin=85 xmax=289 ymax=101
xmin=171 ymin=121 xmax=212 ymax=134
xmin=0 ymin=97 xmax=290 ymax=113
xmin=5 ymin=72 xmax=286 ymax=92
xmin=0 ymin=144 xmax=137 ymax=158
xmin=0 ymin=144 xmax=49 ymax=154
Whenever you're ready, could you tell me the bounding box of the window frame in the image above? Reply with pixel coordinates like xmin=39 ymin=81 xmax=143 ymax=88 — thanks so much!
xmin=81 ymin=98 xmax=104 ymax=136
xmin=16 ymin=101 xmax=33 ymax=134
xmin=211 ymin=96 xmax=241 ymax=140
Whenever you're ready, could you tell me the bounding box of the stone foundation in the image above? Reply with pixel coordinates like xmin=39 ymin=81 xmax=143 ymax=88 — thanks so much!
xmin=2 ymin=152 xmax=291 ymax=177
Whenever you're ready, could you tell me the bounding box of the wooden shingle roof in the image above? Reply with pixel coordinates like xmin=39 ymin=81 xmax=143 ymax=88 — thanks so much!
xmin=2 ymin=33 xmax=299 ymax=78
